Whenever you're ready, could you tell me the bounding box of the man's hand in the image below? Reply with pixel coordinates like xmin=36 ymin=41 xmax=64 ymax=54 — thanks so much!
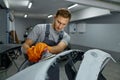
xmin=27 ymin=42 xmax=51 ymax=62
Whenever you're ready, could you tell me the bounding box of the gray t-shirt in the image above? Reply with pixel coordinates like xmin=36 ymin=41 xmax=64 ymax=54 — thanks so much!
xmin=27 ymin=24 xmax=70 ymax=46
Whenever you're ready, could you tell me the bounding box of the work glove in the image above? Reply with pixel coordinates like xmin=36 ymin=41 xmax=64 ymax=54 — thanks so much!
xmin=27 ymin=42 xmax=51 ymax=62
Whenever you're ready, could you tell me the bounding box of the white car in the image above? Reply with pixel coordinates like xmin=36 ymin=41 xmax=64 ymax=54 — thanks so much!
xmin=7 ymin=49 xmax=115 ymax=80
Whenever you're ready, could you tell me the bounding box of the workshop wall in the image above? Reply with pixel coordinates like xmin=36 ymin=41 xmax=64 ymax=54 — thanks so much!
xmin=70 ymin=12 xmax=120 ymax=53
xmin=0 ymin=9 xmax=8 ymax=43
xmin=15 ymin=17 xmax=46 ymax=42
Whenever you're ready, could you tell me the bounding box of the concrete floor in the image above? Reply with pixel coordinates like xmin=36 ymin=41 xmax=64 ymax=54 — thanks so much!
xmin=0 ymin=51 xmax=120 ymax=80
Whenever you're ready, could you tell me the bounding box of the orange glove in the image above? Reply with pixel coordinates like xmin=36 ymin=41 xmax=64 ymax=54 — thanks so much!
xmin=27 ymin=42 xmax=51 ymax=62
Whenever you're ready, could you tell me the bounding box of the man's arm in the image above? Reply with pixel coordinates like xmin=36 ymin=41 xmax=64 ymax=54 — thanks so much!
xmin=22 ymin=39 xmax=33 ymax=53
xmin=49 ymin=41 xmax=67 ymax=54
xmin=22 ymin=37 xmax=68 ymax=55
xmin=49 ymin=32 xmax=70 ymax=54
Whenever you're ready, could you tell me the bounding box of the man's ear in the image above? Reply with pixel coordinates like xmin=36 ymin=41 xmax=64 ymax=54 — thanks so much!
xmin=53 ymin=15 xmax=56 ymax=19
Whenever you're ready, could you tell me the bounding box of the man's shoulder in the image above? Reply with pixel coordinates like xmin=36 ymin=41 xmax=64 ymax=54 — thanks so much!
xmin=63 ymin=31 xmax=69 ymax=36
xmin=63 ymin=31 xmax=70 ymax=39
xmin=34 ymin=24 xmax=47 ymax=30
xmin=36 ymin=24 xmax=46 ymax=27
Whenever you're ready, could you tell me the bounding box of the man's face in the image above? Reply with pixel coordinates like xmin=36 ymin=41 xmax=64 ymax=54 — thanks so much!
xmin=54 ymin=15 xmax=69 ymax=32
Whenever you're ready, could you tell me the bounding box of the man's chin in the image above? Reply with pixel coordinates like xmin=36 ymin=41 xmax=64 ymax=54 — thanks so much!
xmin=57 ymin=30 xmax=62 ymax=32
xmin=56 ymin=29 xmax=61 ymax=32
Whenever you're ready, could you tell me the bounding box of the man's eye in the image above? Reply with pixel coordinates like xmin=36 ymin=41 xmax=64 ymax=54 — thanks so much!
xmin=57 ymin=21 xmax=61 ymax=24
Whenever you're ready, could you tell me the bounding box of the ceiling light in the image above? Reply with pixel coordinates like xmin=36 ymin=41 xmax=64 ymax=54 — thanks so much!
xmin=28 ymin=2 xmax=32 ymax=9
xmin=48 ymin=15 xmax=53 ymax=18
xmin=3 ymin=0 xmax=9 ymax=8
xmin=68 ymin=4 xmax=79 ymax=10
xmin=24 ymin=14 xmax=28 ymax=18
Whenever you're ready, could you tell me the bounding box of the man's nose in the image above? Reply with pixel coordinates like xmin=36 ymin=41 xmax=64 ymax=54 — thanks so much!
xmin=58 ymin=24 xmax=63 ymax=29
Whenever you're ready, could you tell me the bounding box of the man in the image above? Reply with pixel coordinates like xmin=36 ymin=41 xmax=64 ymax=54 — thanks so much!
xmin=22 ymin=8 xmax=71 ymax=62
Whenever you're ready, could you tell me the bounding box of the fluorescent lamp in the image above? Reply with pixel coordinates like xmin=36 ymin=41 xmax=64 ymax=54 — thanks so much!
xmin=48 ymin=15 xmax=53 ymax=18
xmin=3 ymin=0 xmax=9 ymax=8
xmin=24 ymin=14 xmax=28 ymax=18
xmin=28 ymin=2 xmax=32 ymax=9
xmin=68 ymin=4 xmax=78 ymax=9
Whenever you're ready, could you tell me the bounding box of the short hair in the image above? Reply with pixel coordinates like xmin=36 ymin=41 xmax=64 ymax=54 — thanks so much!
xmin=55 ymin=8 xmax=71 ymax=20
